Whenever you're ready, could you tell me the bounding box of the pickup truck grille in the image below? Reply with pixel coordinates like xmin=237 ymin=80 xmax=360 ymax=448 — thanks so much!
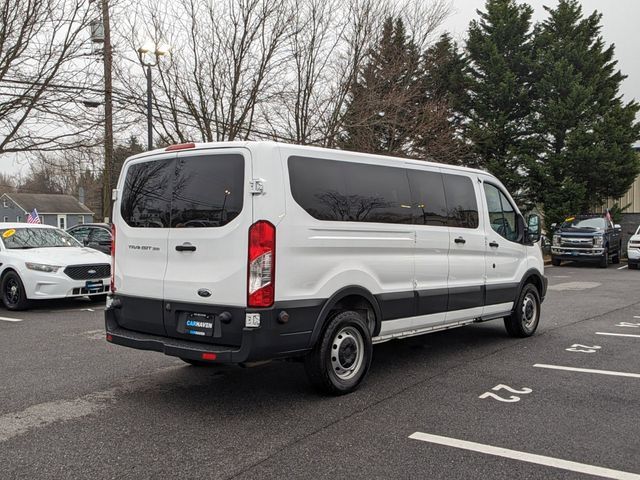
xmin=64 ymin=264 xmax=111 ymax=280
xmin=561 ymin=237 xmax=593 ymax=248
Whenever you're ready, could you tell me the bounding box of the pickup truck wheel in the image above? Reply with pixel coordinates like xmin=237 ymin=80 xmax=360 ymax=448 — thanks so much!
xmin=599 ymin=250 xmax=609 ymax=268
xmin=504 ymin=283 xmax=540 ymax=338
xmin=304 ymin=310 xmax=372 ymax=395
xmin=612 ymin=249 xmax=620 ymax=264
xmin=551 ymin=257 xmax=561 ymax=267
xmin=629 ymin=263 xmax=638 ymax=270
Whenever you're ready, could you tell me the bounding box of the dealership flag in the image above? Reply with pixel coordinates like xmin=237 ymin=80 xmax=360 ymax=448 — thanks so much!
xmin=605 ymin=209 xmax=612 ymax=223
xmin=27 ymin=208 xmax=40 ymax=224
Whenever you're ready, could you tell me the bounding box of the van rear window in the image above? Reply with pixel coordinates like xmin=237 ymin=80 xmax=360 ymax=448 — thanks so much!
xmin=120 ymin=154 xmax=244 ymax=228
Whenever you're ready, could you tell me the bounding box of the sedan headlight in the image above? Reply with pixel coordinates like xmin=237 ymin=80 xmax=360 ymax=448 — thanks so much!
xmin=25 ymin=262 xmax=61 ymax=273
xmin=593 ymin=236 xmax=604 ymax=247
xmin=552 ymin=235 xmax=561 ymax=246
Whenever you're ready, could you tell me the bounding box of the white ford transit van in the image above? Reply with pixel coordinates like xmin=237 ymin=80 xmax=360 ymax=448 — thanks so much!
xmin=106 ymin=141 xmax=546 ymax=394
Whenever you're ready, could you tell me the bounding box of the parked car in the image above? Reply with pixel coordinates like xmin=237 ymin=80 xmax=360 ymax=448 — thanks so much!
xmin=0 ymin=223 xmax=111 ymax=310
xmin=67 ymin=223 xmax=112 ymax=254
xmin=106 ymin=141 xmax=546 ymax=395
xmin=550 ymin=215 xmax=622 ymax=268
xmin=628 ymin=225 xmax=640 ymax=270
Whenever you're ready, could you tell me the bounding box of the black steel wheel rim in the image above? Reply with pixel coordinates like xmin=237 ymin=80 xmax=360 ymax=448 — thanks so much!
xmin=5 ymin=278 xmax=20 ymax=305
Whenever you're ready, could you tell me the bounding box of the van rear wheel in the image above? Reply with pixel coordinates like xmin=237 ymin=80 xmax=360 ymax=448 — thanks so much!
xmin=504 ymin=283 xmax=540 ymax=338
xmin=304 ymin=311 xmax=372 ymax=395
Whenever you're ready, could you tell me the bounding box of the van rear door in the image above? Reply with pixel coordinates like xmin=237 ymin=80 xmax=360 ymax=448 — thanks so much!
xmin=162 ymin=148 xmax=252 ymax=346
xmin=115 ymin=152 xmax=175 ymax=335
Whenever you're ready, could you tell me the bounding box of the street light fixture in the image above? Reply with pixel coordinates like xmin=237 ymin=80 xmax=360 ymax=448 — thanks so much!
xmin=137 ymin=42 xmax=169 ymax=150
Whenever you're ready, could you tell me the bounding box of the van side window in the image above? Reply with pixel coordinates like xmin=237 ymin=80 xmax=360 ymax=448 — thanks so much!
xmin=443 ymin=174 xmax=479 ymax=229
xmin=484 ymin=183 xmax=518 ymax=242
xmin=171 ymin=154 xmax=244 ymax=228
xmin=288 ymin=156 xmax=412 ymax=224
xmin=407 ymin=170 xmax=448 ymax=226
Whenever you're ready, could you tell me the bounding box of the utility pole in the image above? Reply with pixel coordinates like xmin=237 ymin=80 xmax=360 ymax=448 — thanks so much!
xmin=101 ymin=0 xmax=113 ymax=222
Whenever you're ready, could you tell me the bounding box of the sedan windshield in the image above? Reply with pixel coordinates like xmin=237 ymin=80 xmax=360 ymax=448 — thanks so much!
xmin=0 ymin=228 xmax=80 ymax=249
xmin=560 ymin=217 xmax=606 ymax=230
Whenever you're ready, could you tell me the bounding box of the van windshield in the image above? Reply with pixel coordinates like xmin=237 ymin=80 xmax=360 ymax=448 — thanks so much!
xmin=120 ymin=154 xmax=244 ymax=228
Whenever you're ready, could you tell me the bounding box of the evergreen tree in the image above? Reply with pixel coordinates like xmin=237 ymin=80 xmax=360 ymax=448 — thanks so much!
xmin=415 ymin=33 xmax=470 ymax=164
xmin=464 ymin=0 xmax=536 ymax=205
xmin=339 ymin=17 xmax=422 ymax=156
xmin=529 ymin=0 xmax=640 ymax=227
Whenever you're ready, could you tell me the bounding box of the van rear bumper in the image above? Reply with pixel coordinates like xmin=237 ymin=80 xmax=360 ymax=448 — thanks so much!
xmin=106 ymin=321 xmax=253 ymax=363
xmin=104 ymin=296 xmax=322 ymax=363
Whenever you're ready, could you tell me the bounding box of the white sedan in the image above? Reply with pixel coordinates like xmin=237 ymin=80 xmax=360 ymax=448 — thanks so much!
xmin=0 ymin=223 xmax=111 ymax=310
xmin=628 ymin=225 xmax=640 ymax=270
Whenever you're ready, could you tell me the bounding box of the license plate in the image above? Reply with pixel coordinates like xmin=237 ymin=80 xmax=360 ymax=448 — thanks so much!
xmin=181 ymin=312 xmax=215 ymax=337
xmin=85 ymin=280 xmax=103 ymax=291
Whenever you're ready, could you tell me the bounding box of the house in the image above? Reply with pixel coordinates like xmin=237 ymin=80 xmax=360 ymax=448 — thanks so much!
xmin=0 ymin=193 xmax=94 ymax=229
xmin=603 ymin=147 xmax=640 ymax=237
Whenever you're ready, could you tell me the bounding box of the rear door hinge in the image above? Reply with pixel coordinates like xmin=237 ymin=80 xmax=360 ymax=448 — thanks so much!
xmin=250 ymin=179 xmax=265 ymax=195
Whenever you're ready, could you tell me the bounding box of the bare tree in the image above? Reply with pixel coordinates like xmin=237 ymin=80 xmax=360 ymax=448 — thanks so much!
xmin=0 ymin=0 xmax=106 ymax=154
xmin=116 ymin=0 xmax=294 ymax=144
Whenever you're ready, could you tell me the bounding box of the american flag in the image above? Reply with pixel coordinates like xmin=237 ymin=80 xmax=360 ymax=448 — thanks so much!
xmin=27 ymin=208 xmax=40 ymax=224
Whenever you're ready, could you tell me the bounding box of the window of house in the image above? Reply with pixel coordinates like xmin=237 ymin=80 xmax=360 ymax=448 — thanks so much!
xmin=3 ymin=216 xmax=8 ymax=222
xmin=16 ymin=216 xmax=21 ymax=222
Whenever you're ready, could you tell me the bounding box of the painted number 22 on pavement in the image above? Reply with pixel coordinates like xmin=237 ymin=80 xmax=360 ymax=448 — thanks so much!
xmin=479 ymin=384 xmax=532 ymax=403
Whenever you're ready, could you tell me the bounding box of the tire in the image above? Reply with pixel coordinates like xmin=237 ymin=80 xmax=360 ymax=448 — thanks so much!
xmin=304 ymin=310 xmax=372 ymax=395
xmin=629 ymin=263 xmax=638 ymax=270
xmin=90 ymin=294 xmax=108 ymax=302
xmin=599 ymin=250 xmax=608 ymax=268
xmin=551 ymin=257 xmax=561 ymax=267
xmin=612 ymin=248 xmax=621 ymax=264
xmin=1 ymin=271 xmax=30 ymax=311
xmin=504 ymin=283 xmax=540 ymax=338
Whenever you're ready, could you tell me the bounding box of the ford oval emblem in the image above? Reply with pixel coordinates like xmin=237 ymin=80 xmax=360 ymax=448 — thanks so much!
xmin=88 ymin=269 xmax=97 ymax=275
xmin=198 ymin=288 xmax=212 ymax=298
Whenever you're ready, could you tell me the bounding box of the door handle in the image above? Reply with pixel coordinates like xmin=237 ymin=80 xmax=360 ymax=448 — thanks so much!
xmin=175 ymin=243 xmax=196 ymax=252
xmin=454 ymin=237 xmax=466 ymax=244
xmin=489 ymin=241 xmax=499 ymax=248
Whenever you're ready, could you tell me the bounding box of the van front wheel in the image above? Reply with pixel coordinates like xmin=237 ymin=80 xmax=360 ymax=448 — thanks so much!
xmin=504 ymin=283 xmax=540 ymax=338
xmin=304 ymin=311 xmax=372 ymax=395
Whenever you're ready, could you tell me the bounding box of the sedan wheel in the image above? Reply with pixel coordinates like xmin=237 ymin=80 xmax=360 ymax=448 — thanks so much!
xmin=1 ymin=271 xmax=30 ymax=311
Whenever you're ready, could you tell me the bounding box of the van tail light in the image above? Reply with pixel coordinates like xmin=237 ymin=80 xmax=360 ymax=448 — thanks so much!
xmin=247 ymin=221 xmax=275 ymax=308
xmin=110 ymin=223 xmax=116 ymax=293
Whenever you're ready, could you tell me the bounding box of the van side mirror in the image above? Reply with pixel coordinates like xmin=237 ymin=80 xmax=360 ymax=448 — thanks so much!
xmin=526 ymin=214 xmax=541 ymax=244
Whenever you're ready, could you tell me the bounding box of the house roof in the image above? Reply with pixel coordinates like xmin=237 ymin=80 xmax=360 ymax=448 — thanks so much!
xmin=2 ymin=193 xmax=93 ymax=215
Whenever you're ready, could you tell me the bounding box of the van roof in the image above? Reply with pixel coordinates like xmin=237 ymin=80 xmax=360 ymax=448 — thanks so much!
xmin=126 ymin=140 xmax=490 ymax=177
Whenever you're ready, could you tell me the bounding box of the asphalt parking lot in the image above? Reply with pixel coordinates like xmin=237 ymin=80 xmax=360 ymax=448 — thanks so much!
xmin=1 ymin=262 xmax=638 ymax=480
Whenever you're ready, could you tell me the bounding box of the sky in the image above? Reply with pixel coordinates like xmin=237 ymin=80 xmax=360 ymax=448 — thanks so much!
xmin=2 ymin=0 xmax=639 ymax=176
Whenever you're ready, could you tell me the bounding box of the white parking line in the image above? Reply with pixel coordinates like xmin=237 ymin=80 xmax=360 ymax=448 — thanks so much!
xmin=533 ymin=364 xmax=640 ymax=378
xmin=617 ymin=265 xmax=628 ymax=270
xmin=596 ymin=332 xmax=640 ymax=339
xmin=0 ymin=316 xmax=22 ymax=322
xmin=409 ymin=432 xmax=640 ymax=480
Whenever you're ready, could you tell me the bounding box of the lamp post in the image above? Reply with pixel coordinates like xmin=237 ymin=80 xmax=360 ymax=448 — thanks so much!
xmin=137 ymin=43 xmax=168 ymax=150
